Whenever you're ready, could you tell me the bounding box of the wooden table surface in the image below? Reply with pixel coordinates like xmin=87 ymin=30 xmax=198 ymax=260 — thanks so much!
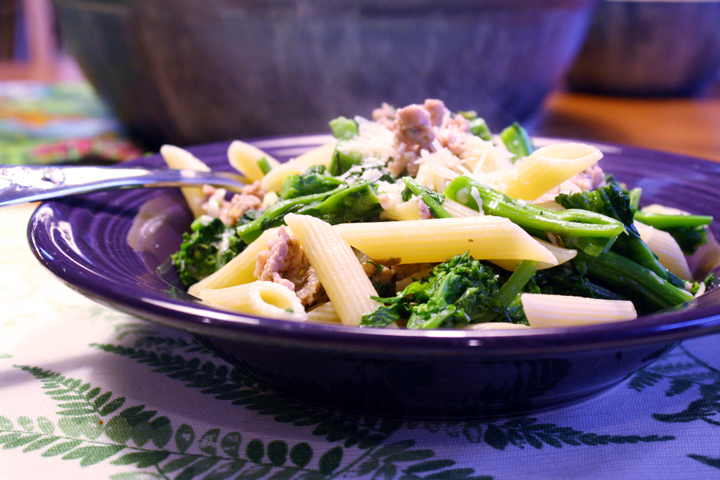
xmin=534 ymin=82 xmax=720 ymax=164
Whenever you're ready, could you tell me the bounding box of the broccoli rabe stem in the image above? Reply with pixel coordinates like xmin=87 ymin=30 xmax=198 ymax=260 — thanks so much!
xmin=402 ymin=177 xmax=452 ymax=219
xmin=635 ymin=211 xmax=712 ymax=255
xmin=495 ymin=260 xmax=537 ymax=306
xmin=575 ymin=251 xmax=694 ymax=313
xmin=236 ymin=182 xmax=382 ymax=244
xmin=557 ymin=185 xmax=685 ymax=288
xmin=236 ymin=188 xmax=341 ymax=243
xmin=499 ymin=122 xmax=534 ymax=161
xmin=444 ymin=176 xmax=625 ymax=245
xmin=634 ymin=211 xmax=713 ymax=229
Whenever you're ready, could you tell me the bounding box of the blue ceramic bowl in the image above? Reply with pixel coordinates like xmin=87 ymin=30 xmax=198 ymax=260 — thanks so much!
xmin=28 ymin=136 xmax=720 ymax=420
xmin=52 ymin=0 xmax=598 ymax=148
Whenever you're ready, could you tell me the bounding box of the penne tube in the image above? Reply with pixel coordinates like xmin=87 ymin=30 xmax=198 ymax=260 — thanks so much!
xmin=293 ymin=141 xmax=337 ymax=169
xmin=380 ymin=197 xmax=484 ymax=221
xmin=306 ymin=302 xmax=343 ymax=324
xmin=334 ymin=217 xmax=558 ymax=265
xmin=160 ymin=144 xmax=211 ymax=218
xmin=635 ymin=221 xmax=693 ymax=280
xmin=521 ymin=293 xmax=637 ymax=327
xmin=260 ymin=141 xmax=338 ymax=193
xmin=188 ymin=227 xmax=283 ymax=296
xmin=503 ymin=143 xmax=603 ymax=201
xmin=260 ymin=161 xmax=304 ymax=193
xmin=197 ymin=281 xmax=306 ymax=321
xmin=379 ymin=200 xmax=422 ymax=221
xmin=227 ymin=140 xmax=281 ymax=182
xmin=284 ymin=214 xmax=381 ymax=326
xmin=491 ymin=239 xmax=577 ymax=271
xmin=443 ymin=198 xmax=484 ymax=218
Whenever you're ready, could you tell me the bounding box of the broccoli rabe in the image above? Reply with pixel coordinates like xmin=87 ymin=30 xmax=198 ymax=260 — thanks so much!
xmin=457 ymin=111 xmax=492 ymax=140
xmin=279 ymin=167 xmax=342 ymax=200
xmin=361 ymin=253 xmax=535 ymax=329
xmin=534 ymin=265 xmax=626 ymax=301
xmin=172 ymin=216 xmax=245 ymax=286
xmin=329 ymin=116 xmax=359 ymax=140
xmin=573 ymin=250 xmax=694 ymax=314
xmin=444 ymin=176 xmax=625 ymax=256
xmin=557 ymin=184 xmax=686 ymax=288
xmin=402 ymin=177 xmax=451 ymax=218
xmin=237 ymin=181 xmax=383 ymax=243
xmin=499 ymin=122 xmax=534 ymax=161
xmin=633 ymin=210 xmax=712 ymax=255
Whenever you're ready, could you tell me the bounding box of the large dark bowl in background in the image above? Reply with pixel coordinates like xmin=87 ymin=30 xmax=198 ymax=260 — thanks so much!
xmin=52 ymin=0 xmax=598 ymax=149
xmin=566 ymin=0 xmax=720 ymax=96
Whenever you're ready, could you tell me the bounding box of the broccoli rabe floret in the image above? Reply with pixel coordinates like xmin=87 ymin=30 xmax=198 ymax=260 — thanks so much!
xmin=329 ymin=116 xmax=359 ymax=140
xmin=279 ymin=167 xmax=342 ymax=200
xmin=361 ymin=253 xmax=535 ymax=329
xmin=171 ymin=216 xmax=245 ymax=286
xmin=328 ymin=116 xmax=363 ymax=176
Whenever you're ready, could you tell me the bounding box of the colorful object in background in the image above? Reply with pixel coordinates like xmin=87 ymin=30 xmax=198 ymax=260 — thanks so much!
xmin=0 ymin=81 xmax=144 ymax=165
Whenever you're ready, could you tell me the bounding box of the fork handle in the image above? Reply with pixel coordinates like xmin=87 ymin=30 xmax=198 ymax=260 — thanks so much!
xmin=0 ymin=165 xmax=246 ymax=207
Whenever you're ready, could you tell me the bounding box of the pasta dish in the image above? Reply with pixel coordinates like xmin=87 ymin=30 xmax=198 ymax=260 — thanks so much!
xmin=162 ymin=99 xmax=715 ymax=329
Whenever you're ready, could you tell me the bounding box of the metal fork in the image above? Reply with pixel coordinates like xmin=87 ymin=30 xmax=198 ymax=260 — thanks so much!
xmin=0 ymin=164 xmax=249 ymax=207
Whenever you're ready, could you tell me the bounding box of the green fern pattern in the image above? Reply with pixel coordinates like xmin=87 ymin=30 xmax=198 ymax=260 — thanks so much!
xmin=1 ymin=366 xmax=489 ymax=480
xmin=0 ymin=323 xmax=684 ymax=480
xmin=625 ymin=343 xmax=720 ymax=469
xmin=93 ymin=334 xmax=673 ymax=450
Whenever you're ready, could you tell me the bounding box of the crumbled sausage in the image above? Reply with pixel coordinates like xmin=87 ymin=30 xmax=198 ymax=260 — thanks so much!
xmin=417 ymin=197 xmax=433 ymax=219
xmin=372 ymin=102 xmax=396 ymax=129
xmin=202 ymin=181 xmax=266 ymax=226
xmin=534 ymin=165 xmax=607 ymax=203
xmin=254 ymin=228 xmax=324 ymax=306
xmin=394 ymin=104 xmax=436 ymax=155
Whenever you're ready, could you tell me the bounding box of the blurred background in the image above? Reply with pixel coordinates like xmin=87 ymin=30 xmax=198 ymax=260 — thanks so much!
xmin=1 ymin=0 xmax=720 ymax=165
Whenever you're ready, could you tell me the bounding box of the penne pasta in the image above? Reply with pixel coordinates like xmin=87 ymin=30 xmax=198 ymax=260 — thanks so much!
xmin=491 ymin=239 xmax=577 ymax=271
xmin=188 ymin=227 xmax=283 ymax=296
xmin=284 ymin=214 xmax=381 ymax=326
xmin=503 ymin=143 xmax=603 ymax=201
xmin=197 ymin=281 xmax=306 ymax=321
xmin=635 ymin=221 xmax=693 ymax=280
xmin=260 ymin=141 xmax=338 ymax=192
xmin=443 ymin=198 xmax=484 ymax=218
xmin=160 ymin=144 xmax=211 ymax=218
xmin=334 ymin=217 xmax=558 ymax=265
xmin=379 ymin=199 xmax=422 ymax=221
xmin=521 ymin=293 xmax=637 ymax=327
xmin=227 ymin=140 xmax=281 ymax=182
xmin=380 ymin=197 xmax=483 ymax=221
xmin=293 ymin=141 xmax=338 ymax=169
xmin=306 ymin=302 xmax=342 ymax=324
